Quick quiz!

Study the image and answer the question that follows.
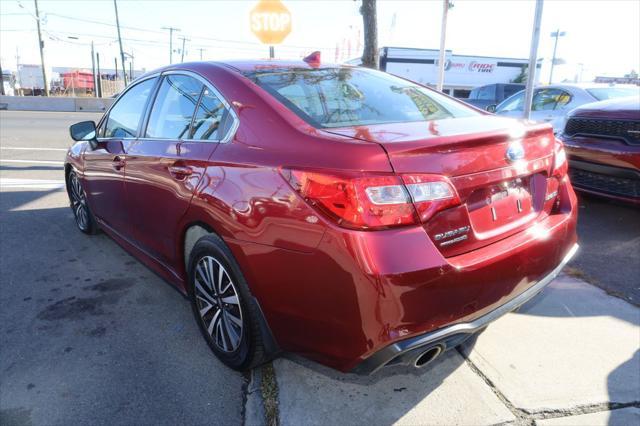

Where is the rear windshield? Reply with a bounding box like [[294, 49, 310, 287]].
[[245, 67, 478, 128], [587, 87, 639, 101]]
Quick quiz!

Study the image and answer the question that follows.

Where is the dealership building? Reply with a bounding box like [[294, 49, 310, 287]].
[[379, 47, 541, 98]]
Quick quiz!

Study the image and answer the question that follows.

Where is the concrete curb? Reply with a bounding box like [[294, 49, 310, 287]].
[[0, 95, 114, 112], [252, 275, 638, 425], [244, 368, 266, 426]]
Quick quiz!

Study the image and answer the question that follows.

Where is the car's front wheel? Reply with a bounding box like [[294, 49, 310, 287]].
[[188, 234, 267, 371], [67, 170, 98, 234]]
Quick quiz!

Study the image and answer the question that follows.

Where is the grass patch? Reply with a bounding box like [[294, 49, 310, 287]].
[[261, 362, 279, 426]]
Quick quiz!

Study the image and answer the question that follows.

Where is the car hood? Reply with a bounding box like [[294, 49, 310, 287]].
[[568, 96, 640, 120]]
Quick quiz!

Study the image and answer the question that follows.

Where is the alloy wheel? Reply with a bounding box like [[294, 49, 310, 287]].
[[194, 256, 244, 352], [69, 173, 90, 231]]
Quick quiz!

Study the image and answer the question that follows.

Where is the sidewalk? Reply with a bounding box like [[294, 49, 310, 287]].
[[246, 275, 640, 425]]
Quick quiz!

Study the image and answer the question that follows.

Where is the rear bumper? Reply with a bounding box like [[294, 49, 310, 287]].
[[350, 243, 579, 374], [233, 179, 579, 373]]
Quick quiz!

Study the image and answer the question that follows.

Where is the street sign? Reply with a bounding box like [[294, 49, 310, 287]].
[[250, 0, 291, 45]]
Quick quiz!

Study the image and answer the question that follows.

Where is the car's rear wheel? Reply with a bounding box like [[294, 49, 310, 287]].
[[188, 234, 267, 371], [67, 170, 98, 234]]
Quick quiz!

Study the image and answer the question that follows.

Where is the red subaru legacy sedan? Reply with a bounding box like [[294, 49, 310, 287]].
[[66, 59, 578, 374]]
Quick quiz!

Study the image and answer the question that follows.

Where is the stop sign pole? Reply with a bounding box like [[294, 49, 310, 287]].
[[250, 0, 292, 59]]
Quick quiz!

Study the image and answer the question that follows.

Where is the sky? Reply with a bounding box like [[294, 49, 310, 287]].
[[1, 0, 639, 83]]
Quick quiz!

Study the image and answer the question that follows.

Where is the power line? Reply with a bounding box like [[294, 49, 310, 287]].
[[42, 12, 336, 50]]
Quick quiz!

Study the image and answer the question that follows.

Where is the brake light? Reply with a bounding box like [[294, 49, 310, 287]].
[[553, 139, 568, 178], [283, 169, 460, 230], [402, 174, 461, 222]]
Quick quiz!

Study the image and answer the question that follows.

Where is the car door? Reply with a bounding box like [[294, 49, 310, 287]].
[[83, 76, 158, 233], [124, 71, 235, 267]]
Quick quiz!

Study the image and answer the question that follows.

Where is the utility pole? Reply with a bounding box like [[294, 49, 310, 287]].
[[269, 46, 274, 59], [436, 0, 452, 92], [360, 0, 378, 69], [34, 0, 49, 96], [113, 0, 127, 86], [96, 52, 102, 98], [162, 26, 180, 64], [0, 61, 5, 96], [549, 29, 566, 84], [91, 41, 97, 97], [523, 0, 544, 119], [178, 36, 190, 62], [198, 48, 205, 60]]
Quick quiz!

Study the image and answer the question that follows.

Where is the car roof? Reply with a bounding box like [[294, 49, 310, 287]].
[[537, 82, 638, 91]]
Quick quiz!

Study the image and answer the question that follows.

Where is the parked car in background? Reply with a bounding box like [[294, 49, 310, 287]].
[[65, 59, 578, 374], [560, 96, 640, 204], [463, 83, 524, 110], [492, 84, 639, 133]]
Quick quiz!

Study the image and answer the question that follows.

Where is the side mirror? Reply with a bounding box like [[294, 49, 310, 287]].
[[486, 104, 497, 113], [70, 121, 98, 149]]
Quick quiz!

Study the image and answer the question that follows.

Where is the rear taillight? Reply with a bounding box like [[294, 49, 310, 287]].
[[283, 169, 460, 230], [553, 139, 568, 178]]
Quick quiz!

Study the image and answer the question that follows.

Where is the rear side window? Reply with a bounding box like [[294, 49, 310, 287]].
[[475, 85, 496, 100], [246, 67, 478, 128], [587, 87, 639, 100], [104, 77, 157, 138], [503, 85, 523, 99], [190, 88, 229, 140], [146, 75, 203, 139]]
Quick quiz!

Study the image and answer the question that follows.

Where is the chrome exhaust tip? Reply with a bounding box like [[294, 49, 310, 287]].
[[414, 346, 443, 368]]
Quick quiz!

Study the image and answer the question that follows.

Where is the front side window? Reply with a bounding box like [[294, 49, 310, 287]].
[[104, 77, 157, 138], [246, 67, 478, 128], [190, 88, 229, 140], [532, 88, 571, 111], [146, 75, 203, 139], [496, 91, 525, 113]]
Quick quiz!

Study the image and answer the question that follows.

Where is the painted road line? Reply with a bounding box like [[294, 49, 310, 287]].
[[0, 178, 66, 190], [0, 147, 68, 152], [1, 159, 64, 166]]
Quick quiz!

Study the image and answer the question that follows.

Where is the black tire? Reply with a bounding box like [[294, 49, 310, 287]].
[[67, 170, 99, 235], [188, 234, 267, 371]]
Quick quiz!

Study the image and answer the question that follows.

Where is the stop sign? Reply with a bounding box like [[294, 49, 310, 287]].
[[250, 0, 292, 45]]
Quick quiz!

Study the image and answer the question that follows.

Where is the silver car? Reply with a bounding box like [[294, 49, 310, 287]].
[[492, 83, 639, 133]]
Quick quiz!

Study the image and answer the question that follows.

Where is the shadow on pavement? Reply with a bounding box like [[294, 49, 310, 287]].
[[0, 189, 246, 425]]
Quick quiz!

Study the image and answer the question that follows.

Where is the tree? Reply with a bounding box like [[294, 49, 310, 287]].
[[360, 0, 378, 69], [512, 65, 528, 84]]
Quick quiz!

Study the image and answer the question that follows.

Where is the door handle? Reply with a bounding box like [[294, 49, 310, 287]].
[[168, 165, 193, 180], [112, 156, 125, 170]]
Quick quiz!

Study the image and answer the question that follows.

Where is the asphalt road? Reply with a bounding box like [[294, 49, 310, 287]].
[[0, 111, 245, 426], [1, 110, 638, 424], [569, 193, 640, 305]]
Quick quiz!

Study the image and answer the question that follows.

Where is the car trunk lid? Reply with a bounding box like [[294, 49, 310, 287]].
[[324, 116, 558, 256]]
